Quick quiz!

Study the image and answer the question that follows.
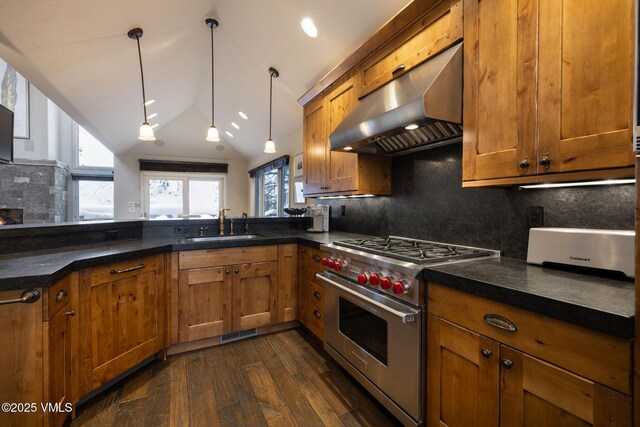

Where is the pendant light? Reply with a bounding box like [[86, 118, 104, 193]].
[[128, 28, 156, 141], [264, 67, 279, 153], [205, 18, 220, 142]]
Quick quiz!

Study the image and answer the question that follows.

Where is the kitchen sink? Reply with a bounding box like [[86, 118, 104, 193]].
[[185, 234, 262, 243]]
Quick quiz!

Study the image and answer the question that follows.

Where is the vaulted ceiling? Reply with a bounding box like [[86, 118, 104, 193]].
[[0, 0, 411, 161]]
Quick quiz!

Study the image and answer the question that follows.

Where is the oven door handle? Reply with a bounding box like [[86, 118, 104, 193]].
[[315, 273, 417, 324]]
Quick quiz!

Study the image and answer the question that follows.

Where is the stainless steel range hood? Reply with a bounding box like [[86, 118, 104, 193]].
[[329, 42, 462, 156]]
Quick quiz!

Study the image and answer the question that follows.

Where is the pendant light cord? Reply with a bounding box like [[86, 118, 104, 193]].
[[268, 73, 273, 139], [135, 36, 148, 122], [210, 25, 215, 126]]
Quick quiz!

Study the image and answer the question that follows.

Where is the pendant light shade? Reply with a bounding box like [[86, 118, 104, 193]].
[[128, 28, 156, 142], [205, 18, 220, 142], [264, 67, 279, 153]]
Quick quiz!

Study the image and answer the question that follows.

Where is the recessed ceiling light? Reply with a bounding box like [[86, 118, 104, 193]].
[[238, 111, 248, 120], [231, 122, 240, 129], [151, 123, 159, 129], [301, 17, 318, 38], [147, 113, 158, 119], [225, 131, 233, 137], [404, 124, 419, 130], [343, 146, 353, 151], [144, 99, 155, 106]]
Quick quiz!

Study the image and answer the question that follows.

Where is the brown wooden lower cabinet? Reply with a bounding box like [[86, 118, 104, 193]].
[[75, 255, 165, 398], [297, 245, 327, 340], [427, 282, 633, 427], [177, 245, 295, 344]]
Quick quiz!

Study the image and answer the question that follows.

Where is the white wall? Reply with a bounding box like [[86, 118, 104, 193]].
[[114, 153, 249, 220], [13, 85, 53, 160]]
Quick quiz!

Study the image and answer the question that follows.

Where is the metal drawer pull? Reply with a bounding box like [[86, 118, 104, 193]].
[[56, 289, 68, 301], [483, 314, 517, 332], [392, 64, 406, 74], [313, 310, 321, 319], [66, 310, 76, 317], [501, 359, 514, 369], [313, 255, 321, 262], [313, 291, 321, 299], [481, 349, 492, 359], [110, 263, 145, 275], [0, 289, 41, 306]]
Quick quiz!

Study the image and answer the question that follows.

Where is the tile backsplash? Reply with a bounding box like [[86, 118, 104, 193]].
[[319, 143, 635, 259]]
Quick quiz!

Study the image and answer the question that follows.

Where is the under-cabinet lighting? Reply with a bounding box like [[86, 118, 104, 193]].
[[518, 179, 635, 189], [316, 194, 376, 200], [301, 17, 319, 38], [231, 122, 240, 129], [343, 146, 353, 151], [239, 111, 248, 120], [348, 194, 375, 198]]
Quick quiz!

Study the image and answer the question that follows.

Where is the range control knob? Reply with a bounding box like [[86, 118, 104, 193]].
[[327, 259, 335, 269], [357, 273, 369, 285], [321, 257, 329, 266], [380, 277, 392, 289], [369, 273, 380, 286], [392, 281, 410, 295]]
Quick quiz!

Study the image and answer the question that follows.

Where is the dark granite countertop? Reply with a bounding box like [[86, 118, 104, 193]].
[[0, 230, 366, 291], [424, 257, 635, 338]]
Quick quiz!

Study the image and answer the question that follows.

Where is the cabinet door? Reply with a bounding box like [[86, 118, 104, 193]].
[[426, 315, 499, 427], [178, 266, 232, 342], [462, 0, 537, 181], [303, 97, 327, 196], [326, 75, 358, 192], [43, 306, 71, 427], [232, 261, 278, 331], [277, 244, 298, 323], [537, 0, 635, 174], [0, 290, 43, 427], [500, 346, 632, 427], [77, 256, 165, 396]]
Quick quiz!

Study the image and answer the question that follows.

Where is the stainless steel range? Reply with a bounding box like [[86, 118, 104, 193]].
[[316, 236, 499, 427]]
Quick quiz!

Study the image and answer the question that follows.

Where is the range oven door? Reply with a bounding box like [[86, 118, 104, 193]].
[[317, 271, 422, 424]]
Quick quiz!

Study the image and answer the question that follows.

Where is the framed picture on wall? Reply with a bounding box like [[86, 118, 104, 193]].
[[0, 59, 30, 139], [293, 178, 305, 205], [293, 153, 303, 177]]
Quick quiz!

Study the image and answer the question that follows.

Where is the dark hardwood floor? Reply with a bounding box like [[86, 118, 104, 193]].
[[71, 328, 402, 426]]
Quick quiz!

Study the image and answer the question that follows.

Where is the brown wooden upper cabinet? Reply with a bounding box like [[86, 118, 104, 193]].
[[463, 0, 636, 186], [303, 73, 391, 197], [358, 0, 463, 98]]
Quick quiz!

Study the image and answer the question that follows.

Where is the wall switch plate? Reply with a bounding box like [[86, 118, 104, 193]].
[[174, 226, 187, 234], [527, 206, 544, 228], [341, 205, 346, 216], [127, 201, 136, 207], [128, 207, 136, 213]]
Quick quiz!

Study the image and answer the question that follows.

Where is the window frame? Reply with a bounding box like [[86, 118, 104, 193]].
[[253, 164, 289, 217], [140, 171, 227, 219]]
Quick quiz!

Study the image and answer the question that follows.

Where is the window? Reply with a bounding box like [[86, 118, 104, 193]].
[[71, 124, 115, 221], [251, 156, 289, 217], [142, 172, 226, 219]]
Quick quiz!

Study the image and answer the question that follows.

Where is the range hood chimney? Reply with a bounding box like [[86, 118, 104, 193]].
[[329, 42, 462, 156]]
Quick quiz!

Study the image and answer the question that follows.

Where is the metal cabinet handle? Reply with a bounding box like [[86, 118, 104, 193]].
[[501, 359, 514, 369], [0, 289, 41, 306], [481, 348, 492, 359], [66, 310, 76, 317], [111, 263, 145, 275], [519, 158, 530, 169], [392, 64, 406, 74], [313, 255, 321, 262], [234, 269, 240, 274], [484, 314, 517, 332], [313, 310, 321, 319], [312, 291, 321, 300], [539, 155, 551, 169], [302, 249, 307, 253], [225, 270, 231, 275], [56, 289, 68, 301]]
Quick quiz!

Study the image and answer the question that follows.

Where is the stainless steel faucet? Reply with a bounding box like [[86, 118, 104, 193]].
[[219, 208, 230, 235], [242, 212, 249, 234]]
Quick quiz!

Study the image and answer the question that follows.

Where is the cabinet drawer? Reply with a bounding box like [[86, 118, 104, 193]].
[[90, 255, 159, 286], [307, 281, 324, 307], [358, 0, 462, 98], [303, 247, 326, 268], [307, 264, 325, 285], [179, 246, 277, 269], [427, 283, 632, 395], [306, 299, 324, 340], [45, 275, 71, 320]]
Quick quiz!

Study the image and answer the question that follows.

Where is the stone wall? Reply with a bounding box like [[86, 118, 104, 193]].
[[0, 159, 68, 223]]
